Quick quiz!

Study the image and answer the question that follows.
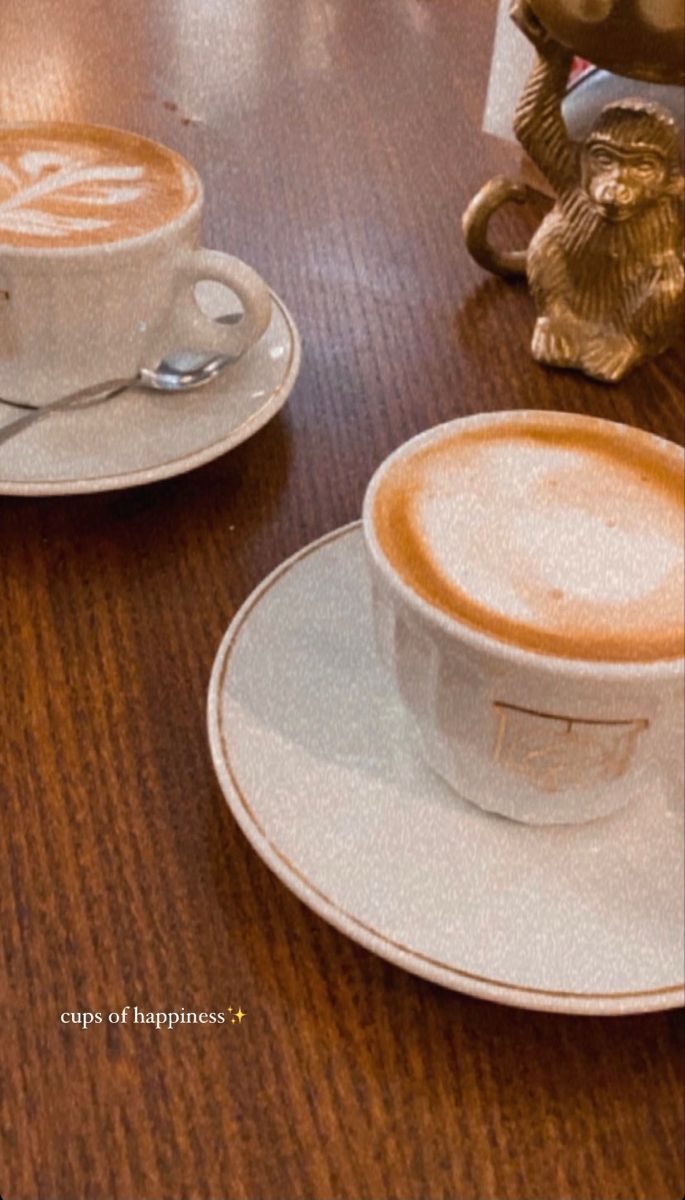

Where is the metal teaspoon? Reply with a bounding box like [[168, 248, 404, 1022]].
[[0, 350, 238, 452]]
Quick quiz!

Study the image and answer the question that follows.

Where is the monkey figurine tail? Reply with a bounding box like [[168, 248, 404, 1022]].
[[462, 176, 529, 279]]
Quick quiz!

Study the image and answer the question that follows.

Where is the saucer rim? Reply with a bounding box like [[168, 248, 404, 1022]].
[[0, 289, 300, 497], [207, 522, 685, 1017]]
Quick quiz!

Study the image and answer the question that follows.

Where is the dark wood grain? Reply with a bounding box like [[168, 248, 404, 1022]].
[[1, 3, 683, 1199]]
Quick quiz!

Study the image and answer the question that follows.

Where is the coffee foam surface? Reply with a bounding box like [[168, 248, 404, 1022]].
[[373, 419, 685, 662], [0, 123, 198, 248]]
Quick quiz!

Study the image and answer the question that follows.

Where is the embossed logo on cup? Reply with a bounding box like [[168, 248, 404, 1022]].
[[493, 701, 649, 793]]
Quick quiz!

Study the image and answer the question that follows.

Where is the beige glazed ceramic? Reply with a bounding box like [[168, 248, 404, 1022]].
[[362, 412, 685, 825], [0, 122, 272, 405], [0, 285, 301, 495], [207, 524, 684, 1014]]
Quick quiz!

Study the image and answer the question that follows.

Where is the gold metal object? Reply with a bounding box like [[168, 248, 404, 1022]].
[[463, 0, 685, 383], [529, 0, 685, 85], [493, 702, 648, 793]]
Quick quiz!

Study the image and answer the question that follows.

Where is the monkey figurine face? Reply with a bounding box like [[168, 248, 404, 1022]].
[[582, 139, 669, 221]]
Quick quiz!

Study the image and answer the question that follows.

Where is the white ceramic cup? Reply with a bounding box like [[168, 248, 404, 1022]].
[[0, 122, 272, 405], [362, 412, 684, 825]]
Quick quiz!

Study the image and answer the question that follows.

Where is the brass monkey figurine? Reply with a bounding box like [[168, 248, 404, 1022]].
[[463, 0, 685, 383]]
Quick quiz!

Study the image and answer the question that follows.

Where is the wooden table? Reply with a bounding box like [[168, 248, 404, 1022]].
[[1, 2, 683, 1198]]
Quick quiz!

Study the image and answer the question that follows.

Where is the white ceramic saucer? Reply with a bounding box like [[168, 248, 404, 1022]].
[[208, 523, 685, 1016], [0, 288, 300, 496]]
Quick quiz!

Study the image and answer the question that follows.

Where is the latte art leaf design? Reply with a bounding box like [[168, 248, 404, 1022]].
[[0, 150, 147, 238], [0, 161, 21, 186]]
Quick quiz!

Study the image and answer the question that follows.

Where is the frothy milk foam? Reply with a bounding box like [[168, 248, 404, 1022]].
[[0, 123, 199, 249], [373, 416, 685, 662]]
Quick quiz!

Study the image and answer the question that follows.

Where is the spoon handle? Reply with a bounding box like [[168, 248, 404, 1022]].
[[0, 376, 134, 452]]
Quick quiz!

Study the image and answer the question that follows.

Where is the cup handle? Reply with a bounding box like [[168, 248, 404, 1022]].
[[170, 248, 272, 358]]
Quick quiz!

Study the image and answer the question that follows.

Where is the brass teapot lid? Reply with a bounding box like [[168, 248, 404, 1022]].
[[527, 0, 684, 85]]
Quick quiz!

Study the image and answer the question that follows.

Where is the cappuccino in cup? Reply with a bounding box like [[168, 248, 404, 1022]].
[[0, 122, 272, 405], [0, 123, 197, 248], [363, 411, 685, 824]]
